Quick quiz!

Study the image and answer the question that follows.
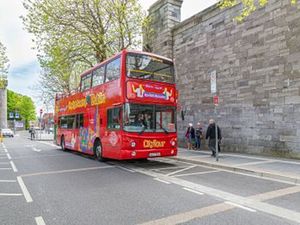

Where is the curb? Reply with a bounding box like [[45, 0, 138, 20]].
[[172, 156, 300, 185]]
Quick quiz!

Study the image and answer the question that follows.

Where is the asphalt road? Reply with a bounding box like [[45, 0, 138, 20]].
[[0, 132, 299, 225]]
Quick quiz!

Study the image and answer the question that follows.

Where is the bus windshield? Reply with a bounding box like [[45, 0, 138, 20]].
[[123, 103, 176, 133], [126, 53, 174, 83]]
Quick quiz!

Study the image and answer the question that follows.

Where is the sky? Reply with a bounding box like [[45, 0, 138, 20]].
[[0, 0, 218, 114]]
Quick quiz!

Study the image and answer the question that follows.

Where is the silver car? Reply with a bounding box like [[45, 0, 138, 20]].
[[1, 128, 14, 137]]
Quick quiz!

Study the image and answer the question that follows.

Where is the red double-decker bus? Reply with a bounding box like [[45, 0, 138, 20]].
[[54, 49, 177, 160]]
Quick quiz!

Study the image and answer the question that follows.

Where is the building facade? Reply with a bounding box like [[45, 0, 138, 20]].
[[147, 0, 300, 158]]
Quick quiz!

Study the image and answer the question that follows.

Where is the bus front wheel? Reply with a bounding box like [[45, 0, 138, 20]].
[[94, 140, 105, 162]]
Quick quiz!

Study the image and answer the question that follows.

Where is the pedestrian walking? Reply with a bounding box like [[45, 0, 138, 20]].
[[195, 122, 203, 150], [205, 119, 222, 157], [185, 123, 195, 150], [30, 127, 36, 140]]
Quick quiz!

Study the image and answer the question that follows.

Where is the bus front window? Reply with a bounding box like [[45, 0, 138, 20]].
[[126, 53, 174, 83], [123, 104, 176, 133]]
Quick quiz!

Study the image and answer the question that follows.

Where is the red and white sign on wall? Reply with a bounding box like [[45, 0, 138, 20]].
[[213, 95, 219, 106]]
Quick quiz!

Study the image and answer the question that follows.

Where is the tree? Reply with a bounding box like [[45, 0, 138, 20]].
[[219, 0, 298, 22], [0, 41, 9, 88], [7, 90, 36, 129], [22, 0, 147, 100]]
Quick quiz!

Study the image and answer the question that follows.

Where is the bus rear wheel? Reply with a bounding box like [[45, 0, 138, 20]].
[[61, 136, 66, 151], [94, 140, 105, 162]]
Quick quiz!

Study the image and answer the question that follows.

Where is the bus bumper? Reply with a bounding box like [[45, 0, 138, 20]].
[[120, 148, 177, 160]]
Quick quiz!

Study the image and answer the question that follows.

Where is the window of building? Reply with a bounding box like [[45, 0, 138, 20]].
[[107, 107, 121, 130], [81, 73, 92, 91], [106, 57, 121, 82], [92, 66, 105, 87]]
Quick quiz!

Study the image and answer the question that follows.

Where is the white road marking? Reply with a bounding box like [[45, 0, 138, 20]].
[[0, 193, 23, 196], [153, 178, 171, 184], [37, 141, 58, 148], [132, 167, 300, 224], [174, 170, 220, 177], [6, 153, 11, 160], [10, 161, 18, 172], [3, 148, 8, 153], [117, 166, 136, 173], [139, 203, 235, 225], [183, 187, 204, 195], [32, 147, 41, 152], [151, 166, 187, 172], [0, 168, 11, 170], [17, 176, 33, 203], [225, 201, 257, 212], [0, 180, 16, 182], [21, 165, 115, 177], [35, 216, 46, 225], [166, 165, 196, 176]]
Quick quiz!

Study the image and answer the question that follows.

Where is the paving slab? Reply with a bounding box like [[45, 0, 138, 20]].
[[174, 148, 300, 184], [243, 162, 300, 177]]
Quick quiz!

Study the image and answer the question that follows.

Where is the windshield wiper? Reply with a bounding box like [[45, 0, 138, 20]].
[[156, 122, 169, 134], [138, 126, 146, 135]]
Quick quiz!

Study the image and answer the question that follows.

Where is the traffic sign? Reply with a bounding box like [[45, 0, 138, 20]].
[[210, 70, 217, 94], [213, 95, 219, 106]]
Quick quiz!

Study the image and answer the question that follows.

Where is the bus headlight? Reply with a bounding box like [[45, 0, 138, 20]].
[[171, 150, 175, 154], [131, 151, 136, 157], [130, 141, 136, 148], [170, 140, 176, 146]]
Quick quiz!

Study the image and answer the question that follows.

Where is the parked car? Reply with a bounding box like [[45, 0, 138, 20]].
[[1, 128, 14, 137]]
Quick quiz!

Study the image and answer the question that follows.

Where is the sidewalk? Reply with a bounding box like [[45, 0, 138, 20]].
[[174, 148, 300, 185]]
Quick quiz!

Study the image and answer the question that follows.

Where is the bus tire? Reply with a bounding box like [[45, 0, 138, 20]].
[[61, 136, 66, 151], [94, 139, 105, 162]]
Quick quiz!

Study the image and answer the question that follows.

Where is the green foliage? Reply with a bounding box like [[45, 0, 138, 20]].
[[22, 0, 147, 101], [7, 90, 36, 129], [219, 0, 298, 22]]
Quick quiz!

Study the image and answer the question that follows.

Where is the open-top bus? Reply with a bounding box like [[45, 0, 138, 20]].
[[54, 49, 177, 160]]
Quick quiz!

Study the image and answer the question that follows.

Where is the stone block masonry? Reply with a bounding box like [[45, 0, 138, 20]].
[[147, 0, 300, 158]]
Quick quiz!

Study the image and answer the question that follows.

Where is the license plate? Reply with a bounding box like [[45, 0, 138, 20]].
[[149, 152, 161, 157]]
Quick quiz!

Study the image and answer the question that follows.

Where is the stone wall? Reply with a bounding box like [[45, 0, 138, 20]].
[[148, 0, 300, 158]]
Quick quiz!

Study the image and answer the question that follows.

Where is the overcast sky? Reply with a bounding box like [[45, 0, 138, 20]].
[[0, 0, 218, 112]]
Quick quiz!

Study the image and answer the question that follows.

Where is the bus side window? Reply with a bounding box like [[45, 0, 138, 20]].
[[60, 116, 68, 129], [81, 73, 92, 91], [67, 115, 76, 129], [76, 114, 84, 128], [106, 57, 120, 82], [92, 66, 105, 87], [107, 107, 121, 130]]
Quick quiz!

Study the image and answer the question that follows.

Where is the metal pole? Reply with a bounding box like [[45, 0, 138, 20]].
[[215, 106, 219, 162], [13, 113, 16, 135]]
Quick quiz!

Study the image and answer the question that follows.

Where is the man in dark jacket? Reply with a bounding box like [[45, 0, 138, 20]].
[[206, 119, 221, 157]]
